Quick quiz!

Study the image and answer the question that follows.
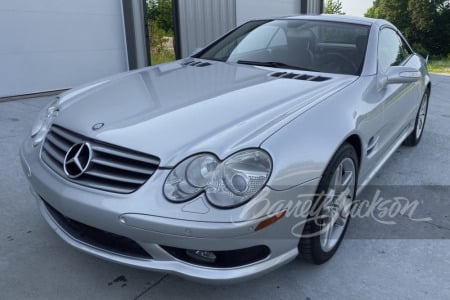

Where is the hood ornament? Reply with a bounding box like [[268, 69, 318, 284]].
[[92, 123, 104, 131]]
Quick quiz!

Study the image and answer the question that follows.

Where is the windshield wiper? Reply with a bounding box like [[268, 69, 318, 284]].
[[237, 60, 315, 71]]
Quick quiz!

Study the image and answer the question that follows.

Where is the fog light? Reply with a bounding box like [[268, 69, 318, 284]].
[[186, 250, 217, 264]]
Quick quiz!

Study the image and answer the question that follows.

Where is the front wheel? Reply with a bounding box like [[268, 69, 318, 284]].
[[299, 143, 358, 264], [404, 91, 429, 147]]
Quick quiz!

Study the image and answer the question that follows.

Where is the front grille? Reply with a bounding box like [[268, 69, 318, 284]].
[[41, 125, 160, 194], [43, 200, 152, 260]]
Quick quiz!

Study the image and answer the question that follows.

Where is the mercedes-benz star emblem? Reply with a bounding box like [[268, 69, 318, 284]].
[[63, 143, 93, 178]]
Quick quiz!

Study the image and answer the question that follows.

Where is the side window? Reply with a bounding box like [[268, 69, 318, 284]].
[[400, 36, 412, 59], [378, 28, 411, 73]]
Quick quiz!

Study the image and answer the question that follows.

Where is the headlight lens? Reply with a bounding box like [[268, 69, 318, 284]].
[[31, 98, 60, 146], [164, 149, 272, 208]]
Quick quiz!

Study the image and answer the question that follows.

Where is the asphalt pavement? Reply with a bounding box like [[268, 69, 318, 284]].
[[1, 74, 449, 299]]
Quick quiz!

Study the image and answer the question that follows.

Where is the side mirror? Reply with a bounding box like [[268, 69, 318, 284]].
[[386, 66, 421, 84]]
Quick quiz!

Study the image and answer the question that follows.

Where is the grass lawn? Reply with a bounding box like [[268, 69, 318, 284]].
[[151, 49, 176, 66], [428, 57, 450, 74]]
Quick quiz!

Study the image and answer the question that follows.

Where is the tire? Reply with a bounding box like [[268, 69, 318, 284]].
[[403, 91, 429, 147], [299, 143, 358, 265]]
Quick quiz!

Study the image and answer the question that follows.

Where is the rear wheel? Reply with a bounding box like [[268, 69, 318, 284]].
[[299, 143, 358, 264], [404, 91, 429, 147]]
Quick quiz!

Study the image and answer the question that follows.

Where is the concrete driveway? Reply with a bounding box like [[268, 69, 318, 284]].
[[1, 74, 449, 299]]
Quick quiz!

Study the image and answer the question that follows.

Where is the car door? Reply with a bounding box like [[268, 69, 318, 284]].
[[377, 27, 422, 155]]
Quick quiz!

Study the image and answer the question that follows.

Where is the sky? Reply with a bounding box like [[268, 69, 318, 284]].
[[339, 0, 374, 16]]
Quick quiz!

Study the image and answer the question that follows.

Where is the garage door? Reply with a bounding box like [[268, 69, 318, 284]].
[[236, 0, 300, 25], [0, 0, 128, 98]]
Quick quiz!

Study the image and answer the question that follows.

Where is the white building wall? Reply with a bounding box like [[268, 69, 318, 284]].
[[177, 0, 236, 58], [236, 0, 301, 25], [0, 0, 128, 98]]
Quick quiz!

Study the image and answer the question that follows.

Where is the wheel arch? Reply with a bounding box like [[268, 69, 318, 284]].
[[317, 133, 363, 184], [344, 134, 363, 167]]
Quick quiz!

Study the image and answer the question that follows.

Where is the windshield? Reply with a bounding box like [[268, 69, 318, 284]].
[[196, 19, 371, 76]]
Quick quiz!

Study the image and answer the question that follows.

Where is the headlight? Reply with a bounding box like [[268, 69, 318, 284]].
[[31, 98, 60, 146], [164, 149, 272, 208]]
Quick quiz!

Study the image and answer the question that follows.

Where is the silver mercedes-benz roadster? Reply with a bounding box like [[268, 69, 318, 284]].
[[21, 15, 430, 283]]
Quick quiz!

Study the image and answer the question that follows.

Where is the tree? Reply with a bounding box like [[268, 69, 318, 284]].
[[365, 0, 381, 18], [324, 0, 345, 15], [147, 0, 174, 35], [147, 0, 174, 54], [365, 0, 450, 56]]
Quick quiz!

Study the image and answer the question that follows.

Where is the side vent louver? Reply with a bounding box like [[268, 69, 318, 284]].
[[270, 72, 331, 82], [182, 60, 212, 67]]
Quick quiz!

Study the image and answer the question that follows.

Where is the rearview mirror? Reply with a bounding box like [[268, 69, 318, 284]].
[[386, 66, 421, 84]]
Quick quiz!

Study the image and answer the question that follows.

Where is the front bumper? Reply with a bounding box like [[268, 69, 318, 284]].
[[20, 139, 319, 283]]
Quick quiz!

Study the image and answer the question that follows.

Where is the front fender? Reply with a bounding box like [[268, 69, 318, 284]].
[[262, 89, 361, 191]]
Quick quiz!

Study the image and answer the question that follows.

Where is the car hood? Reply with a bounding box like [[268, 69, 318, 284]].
[[55, 60, 356, 166]]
